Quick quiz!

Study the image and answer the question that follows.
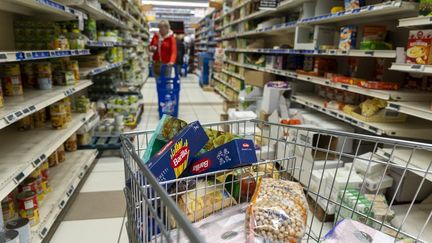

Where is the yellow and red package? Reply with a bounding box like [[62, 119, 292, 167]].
[[358, 80, 400, 90]]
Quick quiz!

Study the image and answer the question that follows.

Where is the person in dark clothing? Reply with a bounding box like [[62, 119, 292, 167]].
[[176, 34, 185, 76]]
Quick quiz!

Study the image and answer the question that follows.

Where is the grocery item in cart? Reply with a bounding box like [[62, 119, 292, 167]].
[[177, 179, 237, 222], [323, 219, 396, 242], [146, 121, 208, 182], [246, 178, 308, 242], [183, 139, 257, 177], [202, 128, 238, 152], [142, 114, 187, 163]]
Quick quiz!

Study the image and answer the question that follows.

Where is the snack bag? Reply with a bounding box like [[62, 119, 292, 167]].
[[246, 178, 308, 243], [142, 114, 187, 163], [202, 128, 238, 152]]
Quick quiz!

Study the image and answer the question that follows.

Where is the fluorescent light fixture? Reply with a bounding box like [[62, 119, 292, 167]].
[[141, 1, 208, 7]]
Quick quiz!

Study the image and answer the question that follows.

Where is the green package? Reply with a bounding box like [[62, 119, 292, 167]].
[[142, 114, 187, 163]]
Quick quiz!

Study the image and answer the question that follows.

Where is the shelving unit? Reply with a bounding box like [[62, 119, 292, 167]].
[[0, 0, 149, 237], [32, 149, 98, 243]]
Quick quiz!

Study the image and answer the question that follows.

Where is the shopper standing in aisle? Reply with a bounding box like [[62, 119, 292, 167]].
[[150, 20, 177, 78], [176, 34, 186, 76]]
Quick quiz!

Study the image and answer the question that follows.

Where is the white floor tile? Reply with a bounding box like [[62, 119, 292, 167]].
[[51, 218, 124, 243], [80, 171, 125, 193], [93, 157, 124, 173]]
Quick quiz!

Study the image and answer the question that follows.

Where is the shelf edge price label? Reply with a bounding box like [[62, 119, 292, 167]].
[[59, 200, 66, 209], [4, 113, 17, 124], [66, 185, 75, 197], [410, 64, 424, 72], [14, 172, 25, 184]]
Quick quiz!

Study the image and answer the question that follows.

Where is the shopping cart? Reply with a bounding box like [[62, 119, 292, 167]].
[[156, 64, 180, 119], [121, 119, 432, 243]]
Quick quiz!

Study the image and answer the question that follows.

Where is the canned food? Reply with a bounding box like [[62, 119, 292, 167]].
[[41, 162, 49, 181], [1, 196, 16, 222], [57, 144, 66, 163], [32, 109, 46, 128], [18, 177, 38, 193], [50, 102, 65, 114], [48, 152, 58, 167], [65, 134, 78, 152], [63, 98, 72, 122], [5, 218, 31, 243], [16, 191, 38, 211], [29, 167, 41, 179], [41, 180, 51, 194], [0, 229, 19, 243], [67, 60, 80, 81], [17, 116, 34, 131], [18, 208, 39, 226], [21, 63, 36, 88], [51, 112, 67, 129], [1, 64, 23, 96], [0, 85, 4, 108]]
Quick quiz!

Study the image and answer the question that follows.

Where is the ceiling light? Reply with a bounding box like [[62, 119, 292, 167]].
[[141, 1, 208, 7]]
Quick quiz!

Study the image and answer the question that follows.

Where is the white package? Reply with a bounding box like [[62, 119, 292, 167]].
[[353, 152, 386, 175], [323, 219, 396, 243], [364, 174, 393, 192], [327, 168, 363, 191]]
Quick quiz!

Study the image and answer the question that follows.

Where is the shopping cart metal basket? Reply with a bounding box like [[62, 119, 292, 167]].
[[121, 119, 432, 243]]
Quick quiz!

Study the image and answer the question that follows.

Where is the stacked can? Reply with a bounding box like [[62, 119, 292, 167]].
[[1, 193, 17, 222], [36, 62, 52, 90], [16, 191, 39, 226], [62, 97, 72, 122], [40, 161, 51, 194], [48, 152, 58, 167], [1, 63, 23, 96], [57, 144, 66, 163], [50, 101, 67, 129], [21, 63, 36, 88], [5, 218, 31, 243]]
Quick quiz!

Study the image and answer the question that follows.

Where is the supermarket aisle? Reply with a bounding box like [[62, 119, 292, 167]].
[[50, 75, 224, 243]]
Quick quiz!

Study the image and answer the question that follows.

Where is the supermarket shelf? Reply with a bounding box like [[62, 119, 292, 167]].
[[0, 110, 95, 200], [221, 21, 297, 40], [225, 59, 432, 101], [291, 93, 432, 139], [390, 63, 432, 75], [213, 75, 240, 93], [80, 60, 127, 76], [388, 101, 432, 122], [0, 49, 90, 63], [1, 0, 87, 21], [221, 69, 245, 80], [0, 80, 93, 130], [398, 15, 432, 28], [214, 87, 235, 102], [32, 149, 98, 243], [224, 48, 396, 58], [298, 1, 417, 25], [99, 0, 140, 28], [70, 0, 130, 30], [86, 41, 127, 48]]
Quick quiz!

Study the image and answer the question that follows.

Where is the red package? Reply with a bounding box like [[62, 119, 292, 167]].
[[358, 80, 400, 90]]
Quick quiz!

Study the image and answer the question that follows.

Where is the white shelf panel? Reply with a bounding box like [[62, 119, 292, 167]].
[[224, 59, 432, 101], [1, 0, 87, 21], [216, 0, 253, 21], [388, 101, 432, 121], [80, 60, 127, 77], [224, 48, 396, 58], [291, 93, 432, 139], [376, 148, 432, 182], [221, 69, 245, 80], [223, 22, 296, 40], [298, 1, 417, 25], [0, 80, 93, 130], [71, 0, 130, 30], [213, 75, 240, 93], [390, 63, 432, 75], [0, 110, 95, 200], [398, 15, 432, 28], [86, 41, 126, 48], [0, 49, 90, 63], [32, 149, 98, 243]]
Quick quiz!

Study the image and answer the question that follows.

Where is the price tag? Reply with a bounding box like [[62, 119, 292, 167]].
[[32, 158, 41, 167], [369, 126, 379, 134], [40, 227, 48, 238], [22, 107, 30, 114], [341, 84, 349, 90], [0, 53, 7, 60], [5, 114, 17, 124], [25, 52, 32, 60], [59, 200, 66, 209], [330, 111, 337, 116], [14, 172, 25, 184], [389, 103, 400, 111], [40, 154, 46, 160], [29, 105, 36, 112], [410, 64, 424, 71], [364, 51, 374, 56], [15, 111, 23, 118], [66, 185, 74, 196]]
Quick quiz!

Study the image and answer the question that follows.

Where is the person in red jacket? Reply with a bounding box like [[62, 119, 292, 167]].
[[150, 20, 177, 77]]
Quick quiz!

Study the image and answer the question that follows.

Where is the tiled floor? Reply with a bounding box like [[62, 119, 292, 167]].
[[51, 75, 224, 242]]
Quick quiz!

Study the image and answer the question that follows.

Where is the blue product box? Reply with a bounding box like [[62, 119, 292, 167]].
[[146, 121, 209, 183], [183, 139, 258, 177]]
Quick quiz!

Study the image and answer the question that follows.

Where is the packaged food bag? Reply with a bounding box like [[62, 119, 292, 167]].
[[142, 114, 187, 163], [246, 178, 308, 243]]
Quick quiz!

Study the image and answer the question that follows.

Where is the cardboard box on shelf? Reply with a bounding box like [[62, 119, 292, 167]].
[[244, 70, 275, 88], [75, 54, 105, 68]]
